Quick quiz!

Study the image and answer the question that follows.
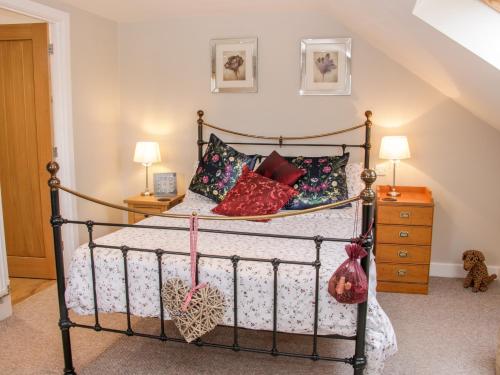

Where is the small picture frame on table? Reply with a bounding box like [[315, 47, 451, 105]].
[[153, 173, 177, 197], [299, 38, 352, 96], [210, 37, 258, 93]]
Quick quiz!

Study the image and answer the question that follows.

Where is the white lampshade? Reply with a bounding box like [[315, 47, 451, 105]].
[[379, 136, 411, 160], [133, 141, 161, 164]]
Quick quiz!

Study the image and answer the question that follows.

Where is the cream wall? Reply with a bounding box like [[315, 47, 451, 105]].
[[118, 12, 500, 273], [35, 0, 122, 241]]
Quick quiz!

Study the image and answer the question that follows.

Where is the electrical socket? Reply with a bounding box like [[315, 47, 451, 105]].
[[375, 163, 387, 176]]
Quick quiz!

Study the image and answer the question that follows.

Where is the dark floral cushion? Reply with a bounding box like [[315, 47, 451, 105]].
[[189, 134, 258, 202], [283, 153, 350, 210], [212, 165, 298, 221]]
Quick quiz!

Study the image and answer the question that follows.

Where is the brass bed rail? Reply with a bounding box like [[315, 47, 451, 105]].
[[200, 115, 369, 141], [53, 181, 362, 221]]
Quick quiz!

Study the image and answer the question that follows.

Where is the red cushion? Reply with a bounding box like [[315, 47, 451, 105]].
[[255, 151, 305, 186], [212, 165, 298, 220]]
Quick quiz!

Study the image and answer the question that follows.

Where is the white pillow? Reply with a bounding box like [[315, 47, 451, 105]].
[[346, 162, 365, 198], [185, 188, 216, 203]]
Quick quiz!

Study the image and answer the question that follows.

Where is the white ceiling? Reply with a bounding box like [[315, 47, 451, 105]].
[[48, 0, 500, 130], [50, 0, 327, 22], [0, 8, 43, 23]]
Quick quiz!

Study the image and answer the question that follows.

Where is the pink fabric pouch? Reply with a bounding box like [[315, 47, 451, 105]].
[[328, 243, 368, 304]]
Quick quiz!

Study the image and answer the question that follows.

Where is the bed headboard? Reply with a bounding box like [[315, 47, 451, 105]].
[[196, 110, 373, 169]]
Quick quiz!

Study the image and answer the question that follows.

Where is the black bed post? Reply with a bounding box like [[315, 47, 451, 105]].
[[353, 111, 376, 375], [197, 110, 204, 162], [47, 161, 76, 375]]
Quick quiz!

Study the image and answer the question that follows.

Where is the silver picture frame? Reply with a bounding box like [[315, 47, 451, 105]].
[[210, 37, 258, 93], [299, 38, 352, 96], [153, 172, 177, 197]]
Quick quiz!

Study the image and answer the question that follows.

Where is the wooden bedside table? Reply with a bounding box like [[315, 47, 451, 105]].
[[375, 186, 434, 294], [124, 195, 184, 224]]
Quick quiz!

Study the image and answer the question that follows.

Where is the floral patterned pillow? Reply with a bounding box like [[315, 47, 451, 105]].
[[212, 165, 298, 221], [284, 153, 350, 210], [189, 133, 258, 202]]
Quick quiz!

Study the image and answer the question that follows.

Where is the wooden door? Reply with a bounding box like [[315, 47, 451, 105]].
[[0, 23, 55, 279]]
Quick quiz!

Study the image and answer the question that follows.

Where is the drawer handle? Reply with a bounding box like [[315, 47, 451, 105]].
[[400, 211, 411, 219], [398, 250, 408, 258], [397, 269, 407, 277], [399, 231, 409, 238]]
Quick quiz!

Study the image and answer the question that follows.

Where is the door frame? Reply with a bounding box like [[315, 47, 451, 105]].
[[0, 0, 78, 272]]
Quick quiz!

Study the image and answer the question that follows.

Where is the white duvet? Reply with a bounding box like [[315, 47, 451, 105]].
[[65, 192, 397, 374]]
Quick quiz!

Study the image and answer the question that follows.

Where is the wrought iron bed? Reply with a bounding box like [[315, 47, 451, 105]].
[[47, 110, 377, 375]]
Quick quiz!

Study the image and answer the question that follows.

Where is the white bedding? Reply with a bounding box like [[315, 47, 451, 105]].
[[65, 192, 397, 374]]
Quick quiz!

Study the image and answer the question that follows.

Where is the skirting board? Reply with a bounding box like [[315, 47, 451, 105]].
[[430, 262, 500, 278], [0, 295, 12, 321]]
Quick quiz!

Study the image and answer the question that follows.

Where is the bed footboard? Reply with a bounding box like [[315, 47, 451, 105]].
[[47, 110, 376, 375]]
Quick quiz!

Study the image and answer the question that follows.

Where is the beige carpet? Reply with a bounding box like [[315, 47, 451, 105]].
[[0, 277, 498, 374], [0, 287, 141, 374]]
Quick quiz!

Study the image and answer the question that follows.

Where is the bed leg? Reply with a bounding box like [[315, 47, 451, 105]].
[[48, 162, 76, 375], [353, 168, 377, 375], [60, 327, 76, 375]]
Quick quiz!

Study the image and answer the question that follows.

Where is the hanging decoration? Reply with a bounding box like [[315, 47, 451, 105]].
[[162, 214, 226, 343], [328, 203, 371, 304]]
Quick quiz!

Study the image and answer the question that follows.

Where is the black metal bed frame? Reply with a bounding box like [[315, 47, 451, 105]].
[[47, 110, 376, 375]]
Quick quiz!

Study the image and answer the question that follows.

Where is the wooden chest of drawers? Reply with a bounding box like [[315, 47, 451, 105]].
[[375, 186, 434, 294]]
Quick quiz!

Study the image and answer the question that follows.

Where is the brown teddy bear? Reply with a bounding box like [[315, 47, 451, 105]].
[[462, 250, 497, 292]]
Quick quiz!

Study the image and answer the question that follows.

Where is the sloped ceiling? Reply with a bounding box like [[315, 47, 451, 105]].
[[48, 0, 500, 129], [326, 0, 500, 130], [413, 0, 500, 70]]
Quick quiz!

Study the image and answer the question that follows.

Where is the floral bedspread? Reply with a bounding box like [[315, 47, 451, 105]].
[[65, 192, 397, 374]]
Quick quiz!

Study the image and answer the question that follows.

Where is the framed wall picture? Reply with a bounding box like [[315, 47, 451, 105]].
[[153, 172, 177, 197], [299, 38, 352, 96], [211, 38, 258, 93]]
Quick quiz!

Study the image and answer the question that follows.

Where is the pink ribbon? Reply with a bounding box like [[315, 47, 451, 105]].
[[181, 214, 207, 312]]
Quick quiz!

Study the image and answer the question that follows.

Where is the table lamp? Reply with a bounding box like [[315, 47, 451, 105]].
[[379, 136, 411, 197], [134, 141, 161, 196]]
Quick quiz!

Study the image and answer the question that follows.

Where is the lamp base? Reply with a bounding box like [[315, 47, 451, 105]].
[[386, 187, 401, 197], [141, 190, 153, 197]]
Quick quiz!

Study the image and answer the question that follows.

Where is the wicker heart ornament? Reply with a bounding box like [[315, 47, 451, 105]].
[[162, 278, 225, 343], [162, 214, 226, 343]]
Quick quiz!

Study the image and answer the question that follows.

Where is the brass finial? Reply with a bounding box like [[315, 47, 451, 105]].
[[365, 110, 372, 121], [360, 168, 376, 204], [47, 161, 60, 189], [197, 110, 204, 125]]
